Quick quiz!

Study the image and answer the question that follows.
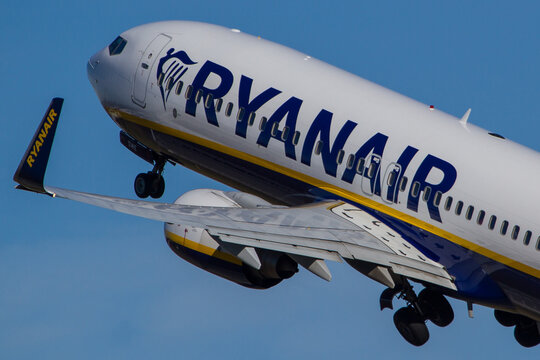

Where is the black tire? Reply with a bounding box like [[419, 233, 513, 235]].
[[393, 307, 430, 346], [514, 322, 540, 348], [149, 173, 165, 199], [494, 310, 520, 327], [134, 173, 150, 198], [418, 289, 454, 327]]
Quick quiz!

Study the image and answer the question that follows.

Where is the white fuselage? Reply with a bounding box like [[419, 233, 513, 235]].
[[87, 21, 540, 308]]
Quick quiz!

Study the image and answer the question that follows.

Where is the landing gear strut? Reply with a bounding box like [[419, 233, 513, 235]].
[[119, 131, 169, 199], [134, 158, 166, 199], [381, 280, 454, 346]]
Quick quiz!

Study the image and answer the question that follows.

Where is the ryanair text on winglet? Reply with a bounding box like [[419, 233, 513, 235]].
[[26, 108, 58, 167]]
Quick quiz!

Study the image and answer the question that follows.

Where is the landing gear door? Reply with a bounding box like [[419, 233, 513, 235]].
[[132, 34, 172, 108]]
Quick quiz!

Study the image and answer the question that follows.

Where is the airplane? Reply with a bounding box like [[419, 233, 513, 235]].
[[13, 21, 540, 347]]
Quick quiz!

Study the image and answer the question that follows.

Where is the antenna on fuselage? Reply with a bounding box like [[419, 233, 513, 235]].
[[460, 108, 472, 124]]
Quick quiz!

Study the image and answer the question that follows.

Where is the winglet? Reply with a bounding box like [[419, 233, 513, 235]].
[[13, 98, 64, 194]]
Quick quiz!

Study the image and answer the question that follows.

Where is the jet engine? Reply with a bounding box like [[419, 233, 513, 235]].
[[164, 189, 298, 289]]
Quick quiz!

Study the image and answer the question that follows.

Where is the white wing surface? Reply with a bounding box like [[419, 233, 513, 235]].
[[46, 185, 456, 290]]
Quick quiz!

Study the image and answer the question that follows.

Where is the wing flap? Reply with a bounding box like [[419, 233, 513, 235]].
[[212, 231, 343, 262], [388, 262, 456, 290]]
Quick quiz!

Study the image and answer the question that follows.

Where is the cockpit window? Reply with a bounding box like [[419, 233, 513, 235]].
[[108, 36, 127, 56]]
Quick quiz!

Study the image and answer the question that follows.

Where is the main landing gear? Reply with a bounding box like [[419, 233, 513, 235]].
[[134, 157, 166, 199], [381, 280, 454, 346], [494, 310, 540, 347]]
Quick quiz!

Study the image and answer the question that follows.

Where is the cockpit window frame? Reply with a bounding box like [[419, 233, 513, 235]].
[[108, 36, 127, 56]]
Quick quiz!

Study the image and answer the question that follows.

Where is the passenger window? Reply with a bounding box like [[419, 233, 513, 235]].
[[399, 176, 408, 192], [523, 231, 532, 246], [444, 196, 453, 211], [367, 163, 377, 179], [314, 140, 323, 155], [292, 131, 300, 145], [511, 226, 520, 240], [488, 215, 497, 230], [225, 102, 233, 117], [423, 186, 431, 202], [166, 78, 174, 91], [271, 122, 279, 137], [175, 80, 184, 96], [411, 181, 420, 198], [356, 157, 366, 174], [205, 94, 214, 109], [455, 201, 463, 216], [387, 171, 397, 187], [215, 98, 223, 112], [185, 85, 193, 100], [433, 191, 442, 207], [465, 206, 474, 220], [336, 150, 345, 164], [237, 107, 245, 122], [195, 89, 203, 103], [536, 236, 540, 251], [500, 221, 509, 236], [259, 116, 267, 131], [248, 112, 256, 126], [347, 154, 355, 170], [281, 126, 290, 141], [477, 210, 485, 225]]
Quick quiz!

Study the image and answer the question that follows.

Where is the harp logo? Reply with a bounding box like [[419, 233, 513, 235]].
[[157, 49, 197, 109]]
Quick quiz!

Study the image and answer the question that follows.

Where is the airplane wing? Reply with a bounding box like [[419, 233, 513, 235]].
[[13, 99, 456, 291]]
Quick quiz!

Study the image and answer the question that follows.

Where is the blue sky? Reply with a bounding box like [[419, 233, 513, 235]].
[[2, 1, 540, 358]]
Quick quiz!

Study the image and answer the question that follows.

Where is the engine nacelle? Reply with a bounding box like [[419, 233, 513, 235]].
[[164, 189, 298, 289]]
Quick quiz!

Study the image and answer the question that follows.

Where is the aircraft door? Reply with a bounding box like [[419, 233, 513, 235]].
[[132, 34, 172, 108], [381, 163, 401, 204], [361, 154, 381, 196]]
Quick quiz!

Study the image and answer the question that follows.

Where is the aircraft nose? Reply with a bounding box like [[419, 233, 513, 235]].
[[86, 35, 132, 107], [87, 51, 102, 86]]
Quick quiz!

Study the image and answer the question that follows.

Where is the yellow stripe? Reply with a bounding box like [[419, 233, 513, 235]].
[[165, 230, 242, 265], [112, 109, 540, 280]]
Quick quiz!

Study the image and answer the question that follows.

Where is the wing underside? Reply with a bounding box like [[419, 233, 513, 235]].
[[45, 186, 456, 290]]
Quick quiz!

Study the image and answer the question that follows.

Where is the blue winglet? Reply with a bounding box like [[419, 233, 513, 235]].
[[13, 98, 64, 194]]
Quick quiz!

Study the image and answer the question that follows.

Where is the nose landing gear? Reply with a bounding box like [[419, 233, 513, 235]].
[[134, 158, 166, 199], [119, 131, 168, 199]]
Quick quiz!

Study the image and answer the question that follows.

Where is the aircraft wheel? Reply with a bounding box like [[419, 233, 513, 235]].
[[134, 172, 150, 198], [514, 321, 540, 348], [149, 173, 165, 199], [418, 289, 454, 327], [393, 307, 430, 346], [494, 310, 520, 327]]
